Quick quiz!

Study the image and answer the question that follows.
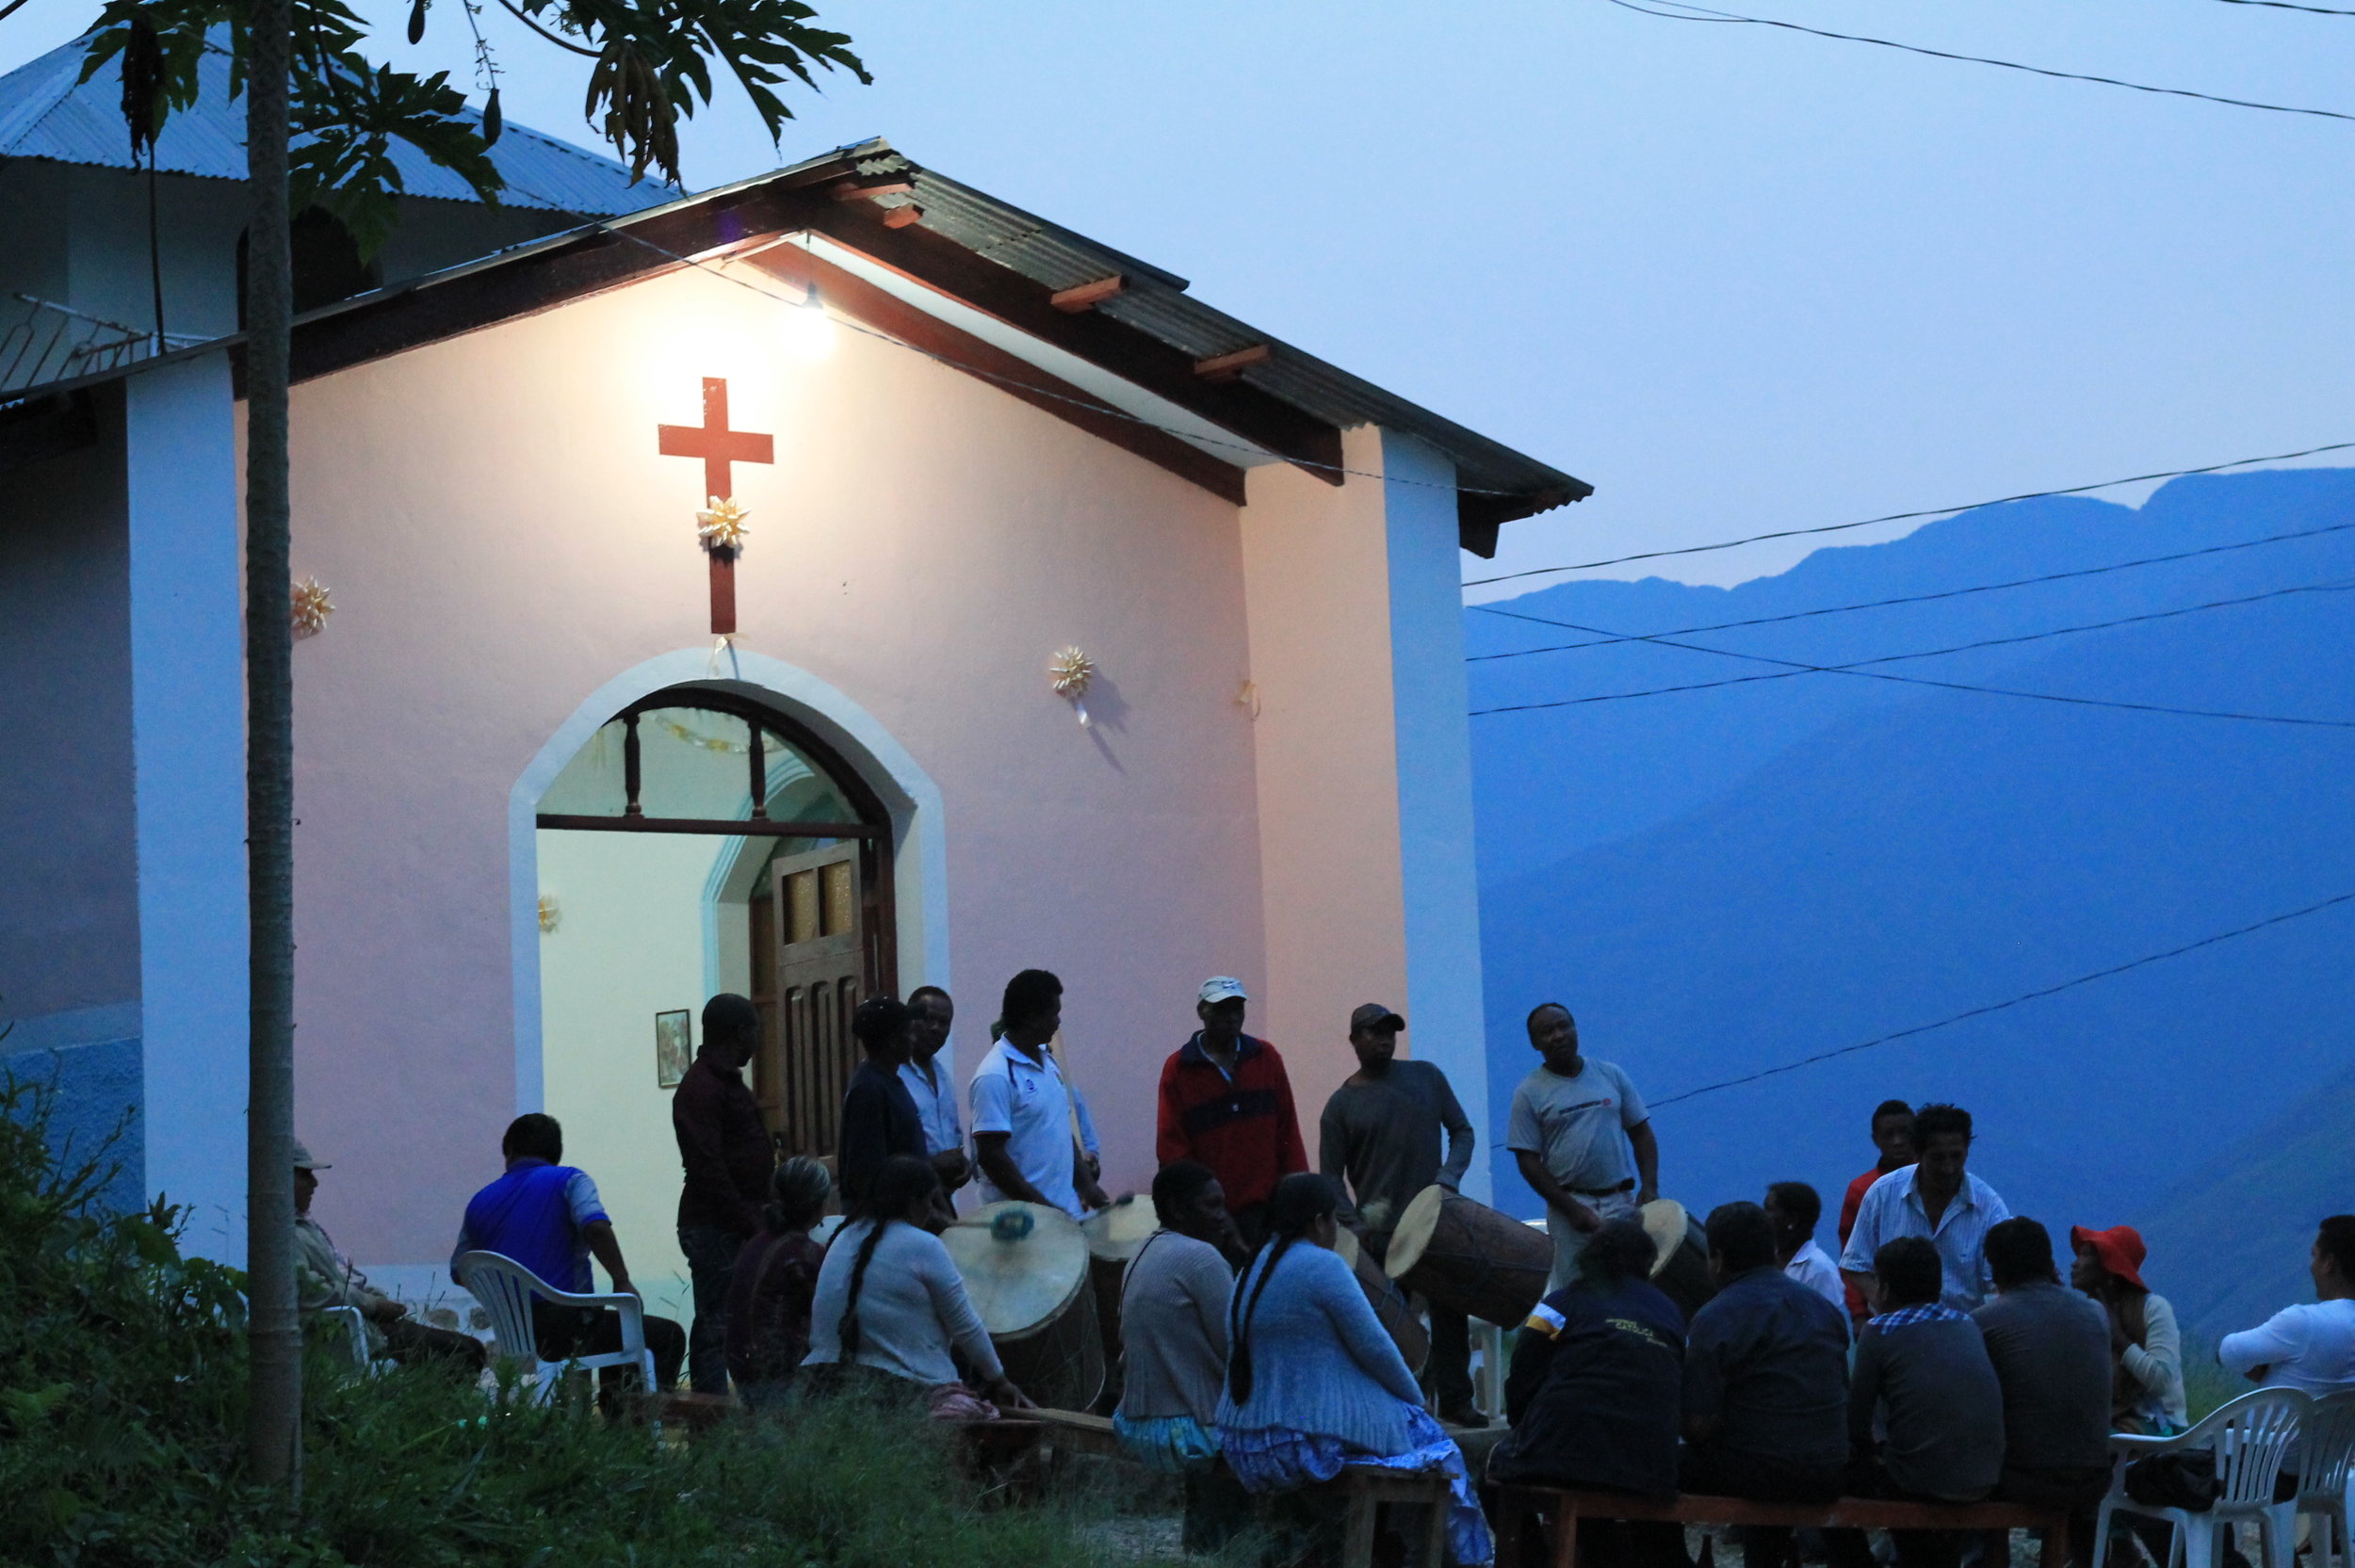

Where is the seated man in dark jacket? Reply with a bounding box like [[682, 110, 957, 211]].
[[1976, 1217, 2114, 1564], [1492, 1220, 1686, 1568], [1831, 1236, 2006, 1568], [1683, 1202, 1852, 1566]]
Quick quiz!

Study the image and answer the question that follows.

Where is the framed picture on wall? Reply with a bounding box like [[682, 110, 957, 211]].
[[655, 1010, 692, 1088]]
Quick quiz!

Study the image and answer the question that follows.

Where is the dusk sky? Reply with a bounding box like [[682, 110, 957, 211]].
[[7, 0, 2349, 595]]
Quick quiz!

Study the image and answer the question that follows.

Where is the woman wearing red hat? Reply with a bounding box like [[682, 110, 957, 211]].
[[2070, 1225, 2187, 1435]]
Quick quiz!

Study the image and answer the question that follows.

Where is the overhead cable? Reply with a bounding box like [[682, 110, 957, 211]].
[[1469, 517, 2355, 661], [1601, 0, 2355, 123], [1650, 888, 2355, 1107], [2206, 0, 2355, 15], [1462, 440, 2355, 589], [1469, 601, 2355, 725]]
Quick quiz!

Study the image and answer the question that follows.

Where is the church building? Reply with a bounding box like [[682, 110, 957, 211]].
[[2, 41, 1587, 1318]]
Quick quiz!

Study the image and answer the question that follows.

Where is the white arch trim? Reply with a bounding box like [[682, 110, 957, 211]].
[[507, 648, 950, 1111]]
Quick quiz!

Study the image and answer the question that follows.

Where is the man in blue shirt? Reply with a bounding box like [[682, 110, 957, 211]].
[[455, 1113, 685, 1389]]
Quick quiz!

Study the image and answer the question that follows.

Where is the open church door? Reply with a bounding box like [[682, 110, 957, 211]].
[[749, 842, 869, 1158]]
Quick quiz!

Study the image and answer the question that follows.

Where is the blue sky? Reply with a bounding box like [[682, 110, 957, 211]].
[[8, 0, 2350, 594]]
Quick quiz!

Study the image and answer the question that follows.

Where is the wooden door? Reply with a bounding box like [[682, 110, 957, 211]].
[[754, 843, 865, 1156]]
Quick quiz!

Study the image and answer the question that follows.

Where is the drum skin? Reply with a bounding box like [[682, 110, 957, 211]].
[[1334, 1228, 1430, 1376], [941, 1201, 1104, 1412], [1648, 1213, 1718, 1321], [1384, 1185, 1553, 1327]]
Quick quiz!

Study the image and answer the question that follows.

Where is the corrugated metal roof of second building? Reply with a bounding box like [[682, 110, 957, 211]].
[[0, 32, 676, 217]]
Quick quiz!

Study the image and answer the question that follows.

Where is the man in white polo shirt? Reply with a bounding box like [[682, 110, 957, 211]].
[[970, 967, 1109, 1218]]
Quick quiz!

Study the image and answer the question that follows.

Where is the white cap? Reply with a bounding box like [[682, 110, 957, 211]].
[[1198, 976, 1248, 1005]]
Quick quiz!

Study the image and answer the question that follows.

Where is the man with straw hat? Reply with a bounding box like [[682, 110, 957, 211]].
[[293, 1139, 484, 1371]]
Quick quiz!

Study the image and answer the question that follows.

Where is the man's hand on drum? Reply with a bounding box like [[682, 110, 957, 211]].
[[1075, 1145, 1111, 1210]]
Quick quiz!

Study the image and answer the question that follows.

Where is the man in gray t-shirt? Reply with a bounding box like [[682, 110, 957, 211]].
[[1505, 1002, 1659, 1291]]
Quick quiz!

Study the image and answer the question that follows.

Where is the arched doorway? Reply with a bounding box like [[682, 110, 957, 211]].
[[534, 685, 895, 1158]]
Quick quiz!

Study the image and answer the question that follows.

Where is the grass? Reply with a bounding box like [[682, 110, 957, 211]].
[[0, 1079, 1187, 1568]]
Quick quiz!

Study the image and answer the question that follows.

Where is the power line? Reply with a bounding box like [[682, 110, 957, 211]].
[[1469, 601, 2355, 725], [1468, 518, 2355, 662], [1650, 888, 2355, 1107], [1462, 440, 2355, 590], [1602, 0, 2355, 123], [2206, 0, 2355, 16], [1473, 580, 2355, 684]]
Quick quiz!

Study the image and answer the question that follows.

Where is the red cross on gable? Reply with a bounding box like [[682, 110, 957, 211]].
[[658, 377, 773, 499], [657, 377, 772, 637]]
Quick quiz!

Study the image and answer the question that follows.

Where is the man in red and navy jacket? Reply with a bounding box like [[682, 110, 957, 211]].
[[1154, 977, 1307, 1247]]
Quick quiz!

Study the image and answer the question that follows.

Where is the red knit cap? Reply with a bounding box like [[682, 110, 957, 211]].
[[2070, 1223, 2149, 1290]]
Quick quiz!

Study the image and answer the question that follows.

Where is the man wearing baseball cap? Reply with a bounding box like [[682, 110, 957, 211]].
[[1153, 977, 1307, 1248], [1318, 1002, 1481, 1423]]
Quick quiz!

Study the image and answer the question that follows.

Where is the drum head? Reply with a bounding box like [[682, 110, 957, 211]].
[[1380, 1185, 1449, 1280], [942, 1200, 1090, 1337], [1639, 1199, 1689, 1279], [1333, 1227, 1361, 1270], [1080, 1193, 1158, 1262]]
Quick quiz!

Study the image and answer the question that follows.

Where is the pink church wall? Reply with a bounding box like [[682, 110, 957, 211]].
[[284, 266, 1278, 1264]]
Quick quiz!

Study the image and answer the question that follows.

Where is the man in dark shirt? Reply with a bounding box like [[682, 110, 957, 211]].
[[1840, 1100, 1916, 1322], [1975, 1218, 2114, 1562], [1318, 1002, 1481, 1423], [837, 995, 924, 1217], [1830, 1237, 2006, 1568], [672, 993, 773, 1394], [1684, 1202, 1851, 1566]]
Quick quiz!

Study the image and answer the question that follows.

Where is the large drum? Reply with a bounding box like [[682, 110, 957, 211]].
[[1640, 1199, 1718, 1320], [942, 1201, 1104, 1412], [1334, 1227, 1430, 1376], [1384, 1185, 1554, 1327], [1080, 1195, 1160, 1413]]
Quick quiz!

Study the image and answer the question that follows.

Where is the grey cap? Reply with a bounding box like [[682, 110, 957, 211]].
[[291, 1140, 330, 1171], [1350, 1002, 1405, 1033]]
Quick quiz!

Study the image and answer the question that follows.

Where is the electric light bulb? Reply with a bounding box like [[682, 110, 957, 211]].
[[786, 283, 836, 363]]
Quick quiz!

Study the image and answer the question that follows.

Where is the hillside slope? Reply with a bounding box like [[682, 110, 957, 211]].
[[1469, 469, 2355, 1253]]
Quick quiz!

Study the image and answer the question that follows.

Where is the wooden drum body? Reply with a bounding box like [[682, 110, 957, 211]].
[[1383, 1185, 1554, 1327], [1335, 1227, 1430, 1375], [942, 1201, 1104, 1412], [1081, 1195, 1159, 1414]]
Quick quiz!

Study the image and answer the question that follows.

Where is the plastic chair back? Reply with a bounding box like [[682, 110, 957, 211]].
[[321, 1303, 372, 1369], [2302, 1390, 2355, 1502], [455, 1252, 545, 1367], [2201, 1388, 2310, 1507]]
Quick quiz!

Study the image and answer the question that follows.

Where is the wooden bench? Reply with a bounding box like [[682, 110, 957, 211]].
[[1339, 1465, 1454, 1568], [1491, 1484, 2071, 1568]]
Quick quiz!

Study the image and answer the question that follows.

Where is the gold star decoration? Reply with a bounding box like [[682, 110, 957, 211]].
[[1048, 646, 1096, 701], [291, 576, 333, 639], [696, 496, 752, 554]]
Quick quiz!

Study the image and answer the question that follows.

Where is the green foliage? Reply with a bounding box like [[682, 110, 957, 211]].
[[0, 1079, 1173, 1568], [74, 0, 864, 254]]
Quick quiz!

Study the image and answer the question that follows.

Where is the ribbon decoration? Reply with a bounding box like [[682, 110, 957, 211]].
[[1049, 646, 1096, 728]]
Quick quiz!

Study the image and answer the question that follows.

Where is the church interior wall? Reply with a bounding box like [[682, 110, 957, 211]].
[[280, 263, 1271, 1269], [0, 382, 146, 1205]]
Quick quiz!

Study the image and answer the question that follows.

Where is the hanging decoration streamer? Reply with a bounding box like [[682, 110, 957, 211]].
[[291, 576, 334, 639], [1049, 646, 1097, 728]]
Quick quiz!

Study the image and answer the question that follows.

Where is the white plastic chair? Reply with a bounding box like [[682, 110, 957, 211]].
[[2096, 1386, 2307, 1568], [320, 1303, 376, 1371], [453, 1251, 658, 1407], [2298, 1390, 2355, 1568]]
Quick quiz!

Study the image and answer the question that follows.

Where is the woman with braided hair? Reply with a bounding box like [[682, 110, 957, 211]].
[[804, 1155, 1029, 1414], [722, 1156, 834, 1408], [1215, 1172, 1494, 1565]]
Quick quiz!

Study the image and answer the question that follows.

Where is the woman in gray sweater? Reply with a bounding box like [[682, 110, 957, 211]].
[[1216, 1172, 1493, 1566], [804, 1156, 1028, 1413]]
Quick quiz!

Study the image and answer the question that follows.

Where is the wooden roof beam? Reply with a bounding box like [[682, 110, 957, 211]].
[[1194, 344, 1269, 382], [1050, 275, 1126, 313]]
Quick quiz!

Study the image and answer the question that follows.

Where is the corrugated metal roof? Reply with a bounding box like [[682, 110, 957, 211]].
[[0, 32, 675, 216], [827, 144, 1587, 512]]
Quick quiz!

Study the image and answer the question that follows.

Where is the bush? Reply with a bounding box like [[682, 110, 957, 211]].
[[0, 1080, 1176, 1567]]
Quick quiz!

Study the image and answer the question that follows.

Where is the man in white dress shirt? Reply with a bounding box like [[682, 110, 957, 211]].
[[1840, 1103, 2011, 1314]]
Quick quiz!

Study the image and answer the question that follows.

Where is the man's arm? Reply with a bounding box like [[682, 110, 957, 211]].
[[2218, 1309, 2302, 1384], [973, 1131, 1051, 1207], [1838, 1181, 1885, 1302], [1318, 1096, 1364, 1232], [1272, 1052, 1308, 1176], [581, 1219, 637, 1296], [1515, 1148, 1600, 1234], [1435, 1075, 1475, 1191], [1071, 1139, 1110, 1210], [1154, 1058, 1191, 1165], [1627, 1119, 1659, 1205]]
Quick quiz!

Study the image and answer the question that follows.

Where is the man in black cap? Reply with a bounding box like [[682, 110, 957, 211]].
[[1317, 1001, 1482, 1425]]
